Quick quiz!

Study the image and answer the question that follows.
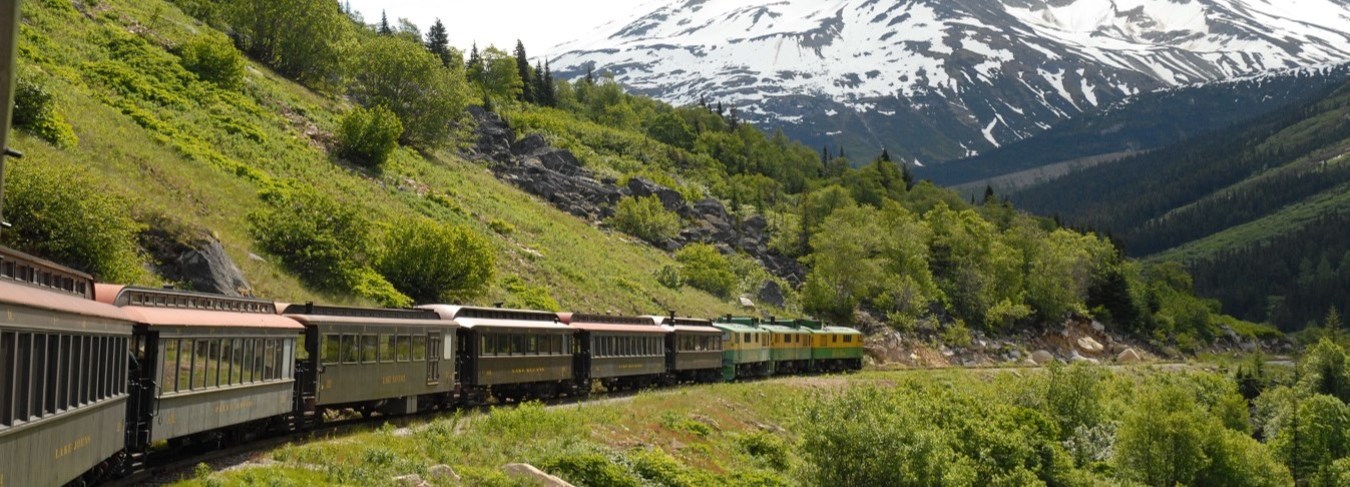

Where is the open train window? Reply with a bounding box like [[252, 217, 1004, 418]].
[[412, 335, 426, 361], [397, 335, 412, 362], [381, 335, 395, 362], [340, 335, 358, 364], [361, 335, 378, 363]]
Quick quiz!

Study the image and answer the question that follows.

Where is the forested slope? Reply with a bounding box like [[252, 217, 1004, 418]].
[[1, 0, 1267, 351], [1010, 80, 1350, 330]]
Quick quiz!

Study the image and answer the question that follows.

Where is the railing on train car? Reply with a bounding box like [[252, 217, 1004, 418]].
[[0, 245, 95, 298], [0, 1, 22, 236]]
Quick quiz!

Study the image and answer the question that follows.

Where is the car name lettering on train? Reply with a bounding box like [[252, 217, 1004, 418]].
[[54, 435, 93, 460]]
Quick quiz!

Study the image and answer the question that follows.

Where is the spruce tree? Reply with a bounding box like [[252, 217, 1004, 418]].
[[584, 64, 596, 85], [880, 148, 891, 162], [542, 61, 555, 106], [467, 43, 483, 83], [983, 185, 995, 204], [514, 40, 534, 103], [378, 10, 391, 35], [425, 19, 451, 67]]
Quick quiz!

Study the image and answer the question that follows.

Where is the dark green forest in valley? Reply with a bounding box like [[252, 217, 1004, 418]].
[[1010, 79, 1350, 332]]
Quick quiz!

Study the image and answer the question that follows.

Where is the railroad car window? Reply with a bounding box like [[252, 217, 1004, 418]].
[[397, 335, 412, 361], [16, 333, 31, 421], [361, 335, 378, 363], [162, 339, 179, 395], [192, 340, 209, 390], [231, 339, 245, 385], [2, 331, 13, 426], [46, 334, 59, 414], [283, 339, 295, 379], [264, 339, 277, 380], [413, 335, 426, 361], [207, 339, 221, 388], [58, 335, 71, 408], [220, 339, 234, 387], [243, 339, 256, 383], [33, 334, 47, 415], [277, 339, 288, 379], [321, 335, 339, 365], [381, 335, 395, 362], [341, 335, 358, 364], [444, 333, 454, 360]]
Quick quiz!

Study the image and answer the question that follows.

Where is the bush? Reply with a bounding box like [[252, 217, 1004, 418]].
[[249, 187, 409, 306], [350, 36, 469, 147], [177, 35, 245, 89], [1, 160, 144, 282], [375, 217, 494, 304], [675, 244, 736, 298], [12, 77, 77, 148], [655, 264, 683, 290], [337, 105, 403, 167], [609, 195, 680, 245]]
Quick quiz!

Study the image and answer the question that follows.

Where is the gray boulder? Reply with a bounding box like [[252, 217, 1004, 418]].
[[757, 280, 785, 308], [176, 238, 251, 296], [625, 177, 688, 214], [503, 463, 574, 487]]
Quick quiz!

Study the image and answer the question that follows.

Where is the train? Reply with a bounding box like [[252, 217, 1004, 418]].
[[0, 247, 864, 486]]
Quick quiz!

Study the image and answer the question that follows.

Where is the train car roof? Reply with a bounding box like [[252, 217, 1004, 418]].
[[0, 280, 132, 322], [819, 326, 863, 335], [559, 313, 668, 333], [418, 304, 570, 331], [281, 303, 452, 327], [644, 316, 722, 334], [712, 322, 766, 333], [97, 285, 303, 330], [759, 324, 812, 334]]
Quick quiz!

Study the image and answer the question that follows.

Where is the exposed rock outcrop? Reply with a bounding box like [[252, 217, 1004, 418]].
[[140, 222, 251, 296], [469, 107, 805, 284]]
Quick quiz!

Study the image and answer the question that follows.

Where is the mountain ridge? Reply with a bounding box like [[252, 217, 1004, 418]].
[[551, 0, 1350, 164]]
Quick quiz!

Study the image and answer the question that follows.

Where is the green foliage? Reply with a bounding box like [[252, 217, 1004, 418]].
[[1298, 338, 1350, 402], [1115, 384, 1294, 487], [539, 445, 642, 487], [737, 431, 790, 471], [176, 34, 244, 90], [336, 105, 402, 167], [1042, 363, 1106, 442], [12, 76, 78, 148], [609, 195, 680, 245], [675, 244, 737, 299], [1, 160, 144, 282], [249, 187, 409, 306], [501, 276, 561, 311], [223, 0, 347, 88], [374, 217, 495, 304], [349, 36, 469, 147], [802, 204, 937, 324], [655, 264, 683, 290], [488, 218, 515, 235], [470, 46, 524, 104]]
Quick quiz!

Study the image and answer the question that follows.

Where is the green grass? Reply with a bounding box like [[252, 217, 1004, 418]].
[[11, 0, 739, 316]]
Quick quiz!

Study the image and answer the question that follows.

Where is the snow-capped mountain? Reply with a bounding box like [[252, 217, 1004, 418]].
[[549, 0, 1350, 164]]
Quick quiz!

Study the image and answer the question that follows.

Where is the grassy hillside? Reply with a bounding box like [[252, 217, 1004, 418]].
[[6, 0, 738, 316]]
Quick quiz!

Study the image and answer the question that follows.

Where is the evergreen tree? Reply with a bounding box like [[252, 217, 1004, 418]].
[[425, 19, 451, 67], [880, 148, 891, 162], [378, 10, 391, 35], [1328, 306, 1343, 341], [466, 43, 483, 82], [901, 163, 914, 190], [821, 146, 830, 165], [983, 185, 995, 204], [584, 64, 595, 85], [513, 40, 534, 103], [542, 61, 555, 106]]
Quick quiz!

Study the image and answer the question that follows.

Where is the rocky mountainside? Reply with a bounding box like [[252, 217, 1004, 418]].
[[551, 0, 1350, 164]]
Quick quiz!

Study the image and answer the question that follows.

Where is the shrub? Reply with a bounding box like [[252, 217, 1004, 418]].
[[609, 195, 680, 245], [1, 160, 144, 282], [375, 217, 495, 304], [177, 34, 245, 89], [249, 187, 410, 306], [655, 264, 683, 290], [350, 36, 469, 147], [675, 243, 736, 298], [487, 218, 515, 235], [12, 77, 77, 148], [337, 106, 403, 167]]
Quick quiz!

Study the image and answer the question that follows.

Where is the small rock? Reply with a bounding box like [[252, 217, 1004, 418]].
[[392, 474, 431, 487], [1069, 350, 1099, 364], [248, 252, 266, 262], [1076, 336, 1105, 353], [1091, 321, 1106, 332], [739, 296, 755, 308], [1117, 348, 1143, 364], [504, 463, 575, 487], [427, 464, 460, 483], [756, 281, 785, 308], [1031, 350, 1055, 365]]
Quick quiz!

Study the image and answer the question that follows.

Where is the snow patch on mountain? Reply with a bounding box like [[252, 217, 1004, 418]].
[[551, 0, 1350, 162]]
